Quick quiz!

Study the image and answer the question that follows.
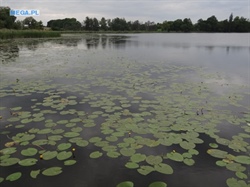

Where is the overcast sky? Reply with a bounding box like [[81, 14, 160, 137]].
[[1, 0, 249, 25]]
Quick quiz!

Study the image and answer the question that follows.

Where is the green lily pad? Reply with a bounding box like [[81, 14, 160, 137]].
[[236, 171, 248, 179], [21, 148, 38, 156], [155, 163, 173, 174], [89, 137, 102, 143], [6, 172, 22, 181], [57, 143, 71, 151], [0, 177, 4, 183], [32, 139, 48, 146], [64, 132, 80, 138], [226, 163, 246, 172], [234, 155, 250, 165], [48, 135, 63, 141], [37, 128, 51, 134], [130, 153, 146, 163], [137, 165, 155, 175], [57, 151, 72, 160], [120, 148, 135, 157], [183, 158, 195, 166], [209, 143, 219, 148], [180, 141, 196, 150], [226, 177, 248, 187], [107, 151, 120, 158], [64, 160, 77, 166], [0, 147, 17, 155], [216, 160, 227, 167], [43, 151, 58, 160], [167, 152, 183, 162], [42, 167, 62, 176], [19, 158, 37, 166], [149, 181, 167, 187], [207, 149, 228, 159], [76, 139, 89, 147], [116, 181, 134, 187], [90, 151, 103, 159], [0, 157, 20, 166], [30, 170, 40, 179], [146, 155, 163, 165], [125, 162, 139, 169], [11, 107, 22, 111]]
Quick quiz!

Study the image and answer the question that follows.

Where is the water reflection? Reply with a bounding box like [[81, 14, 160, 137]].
[[0, 34, 249, 64]]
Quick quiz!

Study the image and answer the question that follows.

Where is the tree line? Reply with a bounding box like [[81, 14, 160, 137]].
[[1, 6, 250, 32]]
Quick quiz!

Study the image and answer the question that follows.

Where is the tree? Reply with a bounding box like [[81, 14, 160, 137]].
[[169, 19, 183, 32], [13, 20, 23, 29], [131, 20, 141, 31], [100, 17, 107, 31], [206, 15, 219, 32], [0, 7, 16, 29], [110, 18, 128, 31], [161, 21, 170, 31], [23, 17, 37, 29], [233, 16, 249, 32], [228, 13, 233, 32], [84, 17, 91, 30], [92, 18, 99, 31], [181, 18, 193, 32]]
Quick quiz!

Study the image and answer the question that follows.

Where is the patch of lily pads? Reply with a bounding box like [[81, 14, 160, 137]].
[[0, 50, 249, 187]]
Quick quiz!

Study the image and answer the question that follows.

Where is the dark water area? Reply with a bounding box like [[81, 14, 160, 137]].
[[0, 33, 249, 187]]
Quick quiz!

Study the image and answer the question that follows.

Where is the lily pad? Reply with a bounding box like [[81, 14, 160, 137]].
[[234, 155, 250, 165], [64, 160, 77, 166], [57, 151, 72, 160], [43, 151, 58, 160], [226, 177, 248, 187], [146, 155, 163, 165], [21, 148, 38, 156], [107, 151, 120, 158], [6, 172, 22, 181], [125, 162, 139, 169], [116, 181, 134, 187], [207, 149, 228, 159], [42, 167, 62, 176], [149, 181, 167, 187], [130, 153, 146, 163], [19, 158, 37, 166], [90, 151, 103, 159], [137, 165, 155, 175], [30, 170, 40, 179], [155, 163, 173, 175], [76, 139, 89, 147], [57, 143, 71, 151], [167, 152, 183, 162], [120, 148, 135, 157], [0, 157, 20, 166]]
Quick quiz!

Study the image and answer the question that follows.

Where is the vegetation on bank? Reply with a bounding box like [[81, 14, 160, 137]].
[[0, 30, 60, 39]]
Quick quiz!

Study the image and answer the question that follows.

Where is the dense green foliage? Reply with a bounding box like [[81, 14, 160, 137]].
[[49, 14, 250, 32], [47, 18, 81, 31], [0, 6, 249, 32], [0, 30, 60, 39]]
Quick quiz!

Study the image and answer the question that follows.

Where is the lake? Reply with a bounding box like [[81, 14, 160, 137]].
[[0, 33, 249, 187]]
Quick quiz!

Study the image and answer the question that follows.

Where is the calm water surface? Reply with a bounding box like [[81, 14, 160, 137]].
[[0, 33, 249, 187]]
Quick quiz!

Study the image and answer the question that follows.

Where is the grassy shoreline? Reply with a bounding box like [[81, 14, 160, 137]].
[[0, 30, 61, 39]]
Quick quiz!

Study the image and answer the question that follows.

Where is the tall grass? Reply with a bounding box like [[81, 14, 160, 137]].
[[0, 30, 61, 39]]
